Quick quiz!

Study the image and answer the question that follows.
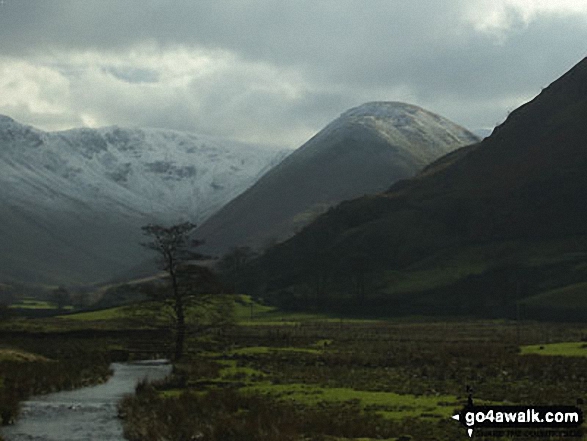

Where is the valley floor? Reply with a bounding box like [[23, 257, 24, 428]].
[[122, 317, 587, 440], [1, 301, 586, 440]]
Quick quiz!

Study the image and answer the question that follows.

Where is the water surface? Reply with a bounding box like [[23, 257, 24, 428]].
[[2, 360, 171, 441]]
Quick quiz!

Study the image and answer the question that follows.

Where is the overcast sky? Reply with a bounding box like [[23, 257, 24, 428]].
[[0, 0, 585, 148]]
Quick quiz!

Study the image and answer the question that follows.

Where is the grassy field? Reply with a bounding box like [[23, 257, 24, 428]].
[[8, 299, 56, 310], [57, 306, 129, 321], [8, 298, 74, 311], [55, 295, 362, 327], [119, 306, 587, 440], [521, 282, 587, 309], [521, 341, 587, 357], [2, 296, 586, 440]]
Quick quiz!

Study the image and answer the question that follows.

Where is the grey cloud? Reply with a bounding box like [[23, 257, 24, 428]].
[[2, 1, 583, 92], [0, 1, 470, 59], [0, 0, 586, 146], [103, 66, 160, 84]]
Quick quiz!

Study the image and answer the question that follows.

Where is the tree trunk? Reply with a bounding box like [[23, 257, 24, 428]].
[[169, 263, 185, 361], [175, 303, 185, 360]]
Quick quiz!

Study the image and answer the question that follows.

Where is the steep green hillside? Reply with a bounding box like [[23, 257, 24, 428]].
[[249, 57, 587, 321]]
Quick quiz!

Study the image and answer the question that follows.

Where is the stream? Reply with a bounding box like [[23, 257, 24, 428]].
[[2, 360, 172, 441]]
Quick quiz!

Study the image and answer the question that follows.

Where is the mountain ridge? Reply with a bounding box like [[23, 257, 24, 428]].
[[195, 101, 479, 255], [0, 116, 290, 285]]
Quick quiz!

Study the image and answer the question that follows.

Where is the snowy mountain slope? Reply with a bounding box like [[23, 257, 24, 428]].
[[195, 102, 479, 255], [317, 102, 476, 161], [0, 115, 290, 285]]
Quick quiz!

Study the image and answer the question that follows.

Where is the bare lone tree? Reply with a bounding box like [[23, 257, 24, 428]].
[[141, 221, 224, 360]]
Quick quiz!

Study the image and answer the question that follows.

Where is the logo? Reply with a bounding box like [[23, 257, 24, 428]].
[[451, 387, 584, 438]]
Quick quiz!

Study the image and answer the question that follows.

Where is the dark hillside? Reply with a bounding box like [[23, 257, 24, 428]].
[[252, 57, 587, 320]]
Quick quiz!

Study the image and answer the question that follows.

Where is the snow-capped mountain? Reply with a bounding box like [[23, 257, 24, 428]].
[[195, 102, 479, 255], [0, 115, 290, 285]]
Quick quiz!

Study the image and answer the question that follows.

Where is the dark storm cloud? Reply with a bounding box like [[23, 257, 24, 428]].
[[0, 0, 586, 146]]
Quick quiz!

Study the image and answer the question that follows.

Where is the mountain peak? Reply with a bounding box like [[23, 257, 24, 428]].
[[332, 101, 476, 143], [340, 101, 425, 120], [312, 101, 479, 163], [195, 102, 478, 255]]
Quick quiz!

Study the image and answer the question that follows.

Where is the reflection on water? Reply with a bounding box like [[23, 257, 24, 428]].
[[2, 360, 172, 441]]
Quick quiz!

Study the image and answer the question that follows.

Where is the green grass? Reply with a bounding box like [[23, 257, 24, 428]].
[[58, 295, 328, 325], [199, 340, 473, 424], [157, 388, 183, 398], [57, 306, 128, 321], [378, 238, 587, 311], [520, 341, 587, 357], [217, 359, 267, 380], [211, 346, 329, 383], [384, 262, 486, 295], [242, 382, 460, 420], [231, 295, 383, 325], [521, 282, 587, 308], [233, 295, 330, 324], [381, 239, 553, 296], [9, 299, 73, 310], [47, 295, 379, 329], [119, 319, 587, 440], [229, 346, 322, 356]]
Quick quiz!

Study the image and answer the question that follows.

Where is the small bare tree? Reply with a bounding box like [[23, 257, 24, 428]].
[[140, 222, 226, 360]]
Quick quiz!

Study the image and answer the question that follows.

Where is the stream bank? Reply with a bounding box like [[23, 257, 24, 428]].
[[2, 360, 171, 441]]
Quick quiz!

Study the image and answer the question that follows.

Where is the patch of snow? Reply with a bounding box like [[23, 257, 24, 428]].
[[0, 117, 291, 225]]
